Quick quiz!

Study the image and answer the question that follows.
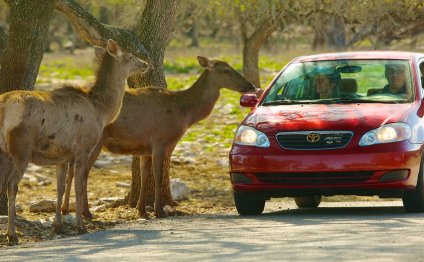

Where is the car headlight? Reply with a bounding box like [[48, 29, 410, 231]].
[[234, 125, 270, 147], [359, 123, 411, 146]]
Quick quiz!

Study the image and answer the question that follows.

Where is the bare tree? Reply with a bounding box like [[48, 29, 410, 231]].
[[209, 0, 303, 89], [307, 0, 424, 50]]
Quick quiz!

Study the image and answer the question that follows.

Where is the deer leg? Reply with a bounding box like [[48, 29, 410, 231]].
[[73, 155, 89, 234], [152, 149, 167, 218], [6, 173, 19, 245], [161, 154, 174, 215], [137, 155, 152, 218], [61, 161, 74, 215], [81, 168, 92, 219], [6, 161, 27, 245], [54, 163, 68, 234], [81, 139, 103, 219], [6, 127, 31, 245]]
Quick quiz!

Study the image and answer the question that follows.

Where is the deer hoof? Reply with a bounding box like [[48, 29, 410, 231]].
[[7, 234, 19, 246], [77, 226, 88, 235]]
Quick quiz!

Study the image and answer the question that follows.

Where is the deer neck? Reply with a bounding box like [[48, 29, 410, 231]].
[[89, 54, 127, 125], [184, 70, 221, 126]]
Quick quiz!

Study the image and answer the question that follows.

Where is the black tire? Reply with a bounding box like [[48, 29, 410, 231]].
[[294, 195, 322, 208], [403, 158, 424, 213], [233, 192, 265, 215]]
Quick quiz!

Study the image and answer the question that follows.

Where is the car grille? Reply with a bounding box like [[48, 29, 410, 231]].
[[256, 171, 374, 185], [276, 131, 353, 150]]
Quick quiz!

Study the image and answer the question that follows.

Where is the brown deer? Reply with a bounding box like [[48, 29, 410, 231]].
[[62, 56, 256, 218], [0, 39, 148, 245]]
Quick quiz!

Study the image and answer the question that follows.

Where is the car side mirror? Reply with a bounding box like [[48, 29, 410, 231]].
[[240, 93, 258, 107]]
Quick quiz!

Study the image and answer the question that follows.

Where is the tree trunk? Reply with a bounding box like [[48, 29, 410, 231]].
[[127, 0, 180, 208], [98, 6, 109, 24], [0, 21, 6, 213], [312, 27, 325, 50], [0, 0, 56, 91], [189, 21, 199, 48], [0, 0, 56, 215], [238, 10, 281, 89], [242, 41, 261, 88], [0, 189, 6, 215], [325, 17, 346, 49], [128, 156, 141, 207], [0, 153, 12, 215]]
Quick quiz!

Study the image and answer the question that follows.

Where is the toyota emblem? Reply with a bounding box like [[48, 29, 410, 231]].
[[306, 133, 320, 143]]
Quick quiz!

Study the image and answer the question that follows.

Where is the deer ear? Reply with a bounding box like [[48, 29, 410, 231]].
[[197, 56, 213, 69], [106, 39, 122, 58], [94, 46, 106, 61]]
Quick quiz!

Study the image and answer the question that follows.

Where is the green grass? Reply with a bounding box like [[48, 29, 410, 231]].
[[164, 58, 202, 74], [38, 58, 94, 82]]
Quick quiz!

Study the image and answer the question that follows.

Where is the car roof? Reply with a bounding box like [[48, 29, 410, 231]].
[[294, 51, 424, 63]]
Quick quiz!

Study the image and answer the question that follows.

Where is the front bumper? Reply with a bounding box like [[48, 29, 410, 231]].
[[229, 141, 423, 197]]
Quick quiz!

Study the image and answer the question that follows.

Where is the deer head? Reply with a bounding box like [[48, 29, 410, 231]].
[[197, 56, 256, 94], [95, 39, 149, 76]]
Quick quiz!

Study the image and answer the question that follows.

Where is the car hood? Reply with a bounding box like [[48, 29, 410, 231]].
[[244, 103, 417, 134]]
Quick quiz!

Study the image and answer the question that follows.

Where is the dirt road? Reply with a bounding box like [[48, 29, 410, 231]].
[[2, 200, 424, 261]]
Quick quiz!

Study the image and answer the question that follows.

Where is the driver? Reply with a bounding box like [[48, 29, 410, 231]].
[[315, 71, 341, 99]]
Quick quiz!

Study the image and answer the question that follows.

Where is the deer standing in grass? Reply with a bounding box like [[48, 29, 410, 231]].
[[0, 39, 149, 245], [62, 56, 256, 218]]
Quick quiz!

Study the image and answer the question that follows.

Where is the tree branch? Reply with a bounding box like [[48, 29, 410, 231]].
[[54, 0, 150, 61], [247, 12, 283, 51], [0, 25, 7, 58], [3, 0, 13, 6], [236, 8, 248, 43]]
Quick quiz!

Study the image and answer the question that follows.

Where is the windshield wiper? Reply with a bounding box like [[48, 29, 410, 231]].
[[262, 98, 402, 106], [321, 98, 364, 104], [262, 100, 315, 105], [320, 98, 399, 104]]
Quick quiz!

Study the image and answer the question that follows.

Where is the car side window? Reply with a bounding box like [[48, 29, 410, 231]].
[[419, 62, 424, 89], [281, 76, 315, 100]]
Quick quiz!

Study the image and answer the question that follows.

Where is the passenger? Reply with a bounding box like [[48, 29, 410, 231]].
[[382, 63, 408, 95], [315, 71, 341, 99]]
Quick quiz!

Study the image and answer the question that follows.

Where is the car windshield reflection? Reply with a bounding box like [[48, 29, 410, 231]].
[[261, 59, 414, 106]]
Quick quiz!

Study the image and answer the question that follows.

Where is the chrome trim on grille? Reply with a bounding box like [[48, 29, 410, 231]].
[[275, 130, 354, 150]]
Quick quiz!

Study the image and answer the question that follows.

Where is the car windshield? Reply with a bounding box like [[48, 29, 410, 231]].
[[261, 59, 414, 105]]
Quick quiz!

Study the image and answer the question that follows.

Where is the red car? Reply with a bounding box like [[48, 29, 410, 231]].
[[230, 51, 424, 215]]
